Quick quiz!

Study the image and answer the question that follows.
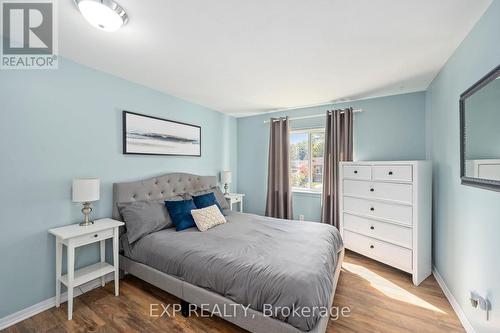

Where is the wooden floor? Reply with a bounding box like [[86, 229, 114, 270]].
[[4, 251, 464, 333]]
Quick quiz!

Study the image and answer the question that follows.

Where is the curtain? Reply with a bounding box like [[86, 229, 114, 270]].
[[265, 117, 293, 219], [321, 108, 353, 227]]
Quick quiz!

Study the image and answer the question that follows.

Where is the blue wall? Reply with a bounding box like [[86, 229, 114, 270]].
[[237, 91, 426, 220], [0, 58, 237, 318], [425, 2, 500, 332]]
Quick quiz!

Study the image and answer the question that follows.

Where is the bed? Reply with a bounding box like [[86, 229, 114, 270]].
[[113, 173, 344, 333]]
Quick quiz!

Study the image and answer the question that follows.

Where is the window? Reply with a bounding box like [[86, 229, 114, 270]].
[[290, 129, 325, 192]]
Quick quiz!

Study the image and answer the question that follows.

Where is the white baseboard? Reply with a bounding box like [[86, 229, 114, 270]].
[[0, 273, 115, 330], [433, 266, 475, 333]]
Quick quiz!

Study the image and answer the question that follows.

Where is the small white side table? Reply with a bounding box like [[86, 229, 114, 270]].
[[224, 193, 245, 212], [49, 218, 124, 320]]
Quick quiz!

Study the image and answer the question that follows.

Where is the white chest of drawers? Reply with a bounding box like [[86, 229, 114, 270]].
[[339, 161, 432, 286]]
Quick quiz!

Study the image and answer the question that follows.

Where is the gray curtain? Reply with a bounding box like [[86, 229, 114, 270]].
[[321, 108, 353, 227], [265, 117, 293, 219]]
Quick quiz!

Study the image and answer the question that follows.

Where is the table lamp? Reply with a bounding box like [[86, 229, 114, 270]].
[[221, 171, 232, 195], [72, 178, 100, 226]]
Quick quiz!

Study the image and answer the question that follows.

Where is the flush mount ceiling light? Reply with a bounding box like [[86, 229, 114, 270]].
[[75, 0, 128, 32]]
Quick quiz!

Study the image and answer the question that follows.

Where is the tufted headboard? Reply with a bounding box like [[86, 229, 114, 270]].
[[112, 173, 217, 221]]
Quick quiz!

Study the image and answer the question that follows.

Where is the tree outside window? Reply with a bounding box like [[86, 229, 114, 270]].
[[290, 129, 324, 191]]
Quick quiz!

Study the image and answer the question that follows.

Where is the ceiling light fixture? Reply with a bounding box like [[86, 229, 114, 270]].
[[75, 0, 128, 32]]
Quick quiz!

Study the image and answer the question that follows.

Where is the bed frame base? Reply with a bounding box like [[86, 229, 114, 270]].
[[113, 173, 344, 332], [180, 300, 190, 317], [119, 249, 344, 333]]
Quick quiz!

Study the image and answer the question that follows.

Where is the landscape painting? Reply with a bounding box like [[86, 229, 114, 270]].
[[123, 111, 201, 156]]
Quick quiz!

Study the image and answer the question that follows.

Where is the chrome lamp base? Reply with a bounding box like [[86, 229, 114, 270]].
[[79, 202, 94, 226], [224, 183, 229, 195]]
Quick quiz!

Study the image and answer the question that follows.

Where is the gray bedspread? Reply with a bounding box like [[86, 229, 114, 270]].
[[125, 211, 343, 331]]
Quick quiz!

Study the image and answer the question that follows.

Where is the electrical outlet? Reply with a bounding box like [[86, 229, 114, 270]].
[[299, 214, 305, 221], [470, 291, 490, 320]]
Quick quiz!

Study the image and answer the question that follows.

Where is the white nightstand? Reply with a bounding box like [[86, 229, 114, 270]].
[[49, 218, 124, 320], [224, 193, 245, 212]]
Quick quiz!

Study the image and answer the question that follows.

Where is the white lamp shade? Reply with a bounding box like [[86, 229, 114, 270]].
[[221, 171, 232, 184], [72, 178, 100, 202]]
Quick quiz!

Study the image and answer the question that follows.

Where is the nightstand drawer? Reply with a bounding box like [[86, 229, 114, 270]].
[[72, 229, 113, 246]]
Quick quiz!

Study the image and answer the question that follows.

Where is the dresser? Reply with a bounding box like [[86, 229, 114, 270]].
[[339, 161, 432, 285]]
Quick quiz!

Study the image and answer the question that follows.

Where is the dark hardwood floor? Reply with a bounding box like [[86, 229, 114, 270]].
[[3, 251, 464, 333]]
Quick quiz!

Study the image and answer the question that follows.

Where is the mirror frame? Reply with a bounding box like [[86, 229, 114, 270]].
[[460, 64, 500, 192]]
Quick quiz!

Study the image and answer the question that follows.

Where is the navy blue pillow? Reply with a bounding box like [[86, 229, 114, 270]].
[[192, 192, 223, 213], [164, 199, 197, 231]]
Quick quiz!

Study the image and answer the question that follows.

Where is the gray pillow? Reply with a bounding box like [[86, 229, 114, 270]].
[[117, 197, 182, 243], [185, 186, 230, 210]]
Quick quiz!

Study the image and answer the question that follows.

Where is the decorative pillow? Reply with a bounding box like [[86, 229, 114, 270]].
[[192, 192, 223, 213], [165, 199, 197, 231], [186, 186, 229, 210], [191, 204, 227, 232], [117, 198, 181, 243]]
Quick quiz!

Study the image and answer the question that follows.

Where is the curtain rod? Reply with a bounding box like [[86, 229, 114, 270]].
[[263, 109, 362, 123]]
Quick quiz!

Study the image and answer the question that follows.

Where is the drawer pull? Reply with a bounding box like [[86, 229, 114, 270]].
[[370, 188, 374, 192], [370, 207, 375, 211], [354, 170, 358, 174], [388, 171, 393, 175], [370, 226, 374, 230], [370, 245, 374, 249], [94, 234, 98, 238]]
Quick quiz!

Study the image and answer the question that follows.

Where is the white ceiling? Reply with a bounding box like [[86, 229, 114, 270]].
[[59, 0, 492, 116]]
